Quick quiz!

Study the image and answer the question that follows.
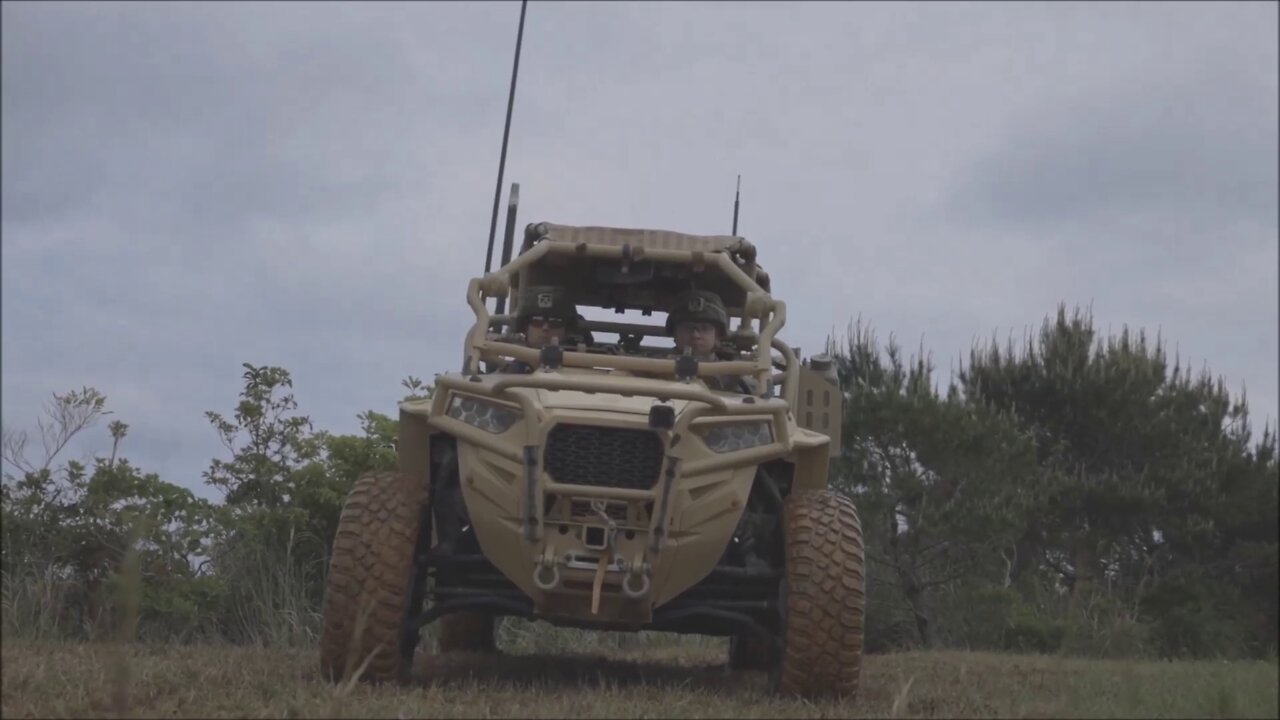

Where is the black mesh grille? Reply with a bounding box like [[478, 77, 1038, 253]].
[[544, 424, 664, 490]]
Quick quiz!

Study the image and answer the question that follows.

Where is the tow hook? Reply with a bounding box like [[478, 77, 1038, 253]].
[[622, 553, 651, 599], [622, 569, 651, 599], [532, 547, 560, 590]]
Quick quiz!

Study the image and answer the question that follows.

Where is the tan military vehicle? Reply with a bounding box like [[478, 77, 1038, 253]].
[[318, 221, 865, 699]]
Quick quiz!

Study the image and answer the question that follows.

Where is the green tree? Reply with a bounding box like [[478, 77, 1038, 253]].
[[197, 364, 428, 643], [827, 320, 1037, 649], [958, 304, 1277, 658], [203, 364, 325, 508], [2, 389, 217, 640]]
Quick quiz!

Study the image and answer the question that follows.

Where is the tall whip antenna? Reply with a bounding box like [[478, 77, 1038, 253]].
[[731, 174, 741, 236], [484, 0, 528, 275]]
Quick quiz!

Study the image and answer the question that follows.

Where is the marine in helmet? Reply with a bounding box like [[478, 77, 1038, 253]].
[[519, 285, 578, 346], [498, 285, 581, 373], [665, 289, 758, 394]]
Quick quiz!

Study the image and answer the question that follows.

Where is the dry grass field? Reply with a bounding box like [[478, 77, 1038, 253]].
[[3, 637, 1277, 719]]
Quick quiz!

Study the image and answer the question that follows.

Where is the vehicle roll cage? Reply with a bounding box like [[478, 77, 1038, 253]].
[[462, 238, 801, 405]]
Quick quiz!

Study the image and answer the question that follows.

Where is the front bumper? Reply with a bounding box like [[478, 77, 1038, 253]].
[[425, 371, 792, 625]]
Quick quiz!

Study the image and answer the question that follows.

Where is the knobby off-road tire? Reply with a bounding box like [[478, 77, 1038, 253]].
[[319, 470, 426, 685], [437, 611, 497, 654], [774, 489, 866, 699]]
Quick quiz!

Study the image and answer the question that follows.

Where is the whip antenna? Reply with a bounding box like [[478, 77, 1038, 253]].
[[484, 0, 528, 275], [731, 174, 741, 236]]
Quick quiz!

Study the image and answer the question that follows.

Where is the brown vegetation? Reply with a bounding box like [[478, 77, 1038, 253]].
[[3, 638, 1275, 719]]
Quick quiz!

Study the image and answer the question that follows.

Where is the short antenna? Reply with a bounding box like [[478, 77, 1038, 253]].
[[731, 174, 741, 236], [483, 0, 528, 275]]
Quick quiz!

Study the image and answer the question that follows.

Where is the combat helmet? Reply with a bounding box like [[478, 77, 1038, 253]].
[[515, 285, 577, 331], [665, 289, 729, 335]]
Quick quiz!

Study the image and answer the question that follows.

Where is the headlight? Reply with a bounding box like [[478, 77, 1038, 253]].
[[446, 394, 522, 434], [699, 421, 773, 453]]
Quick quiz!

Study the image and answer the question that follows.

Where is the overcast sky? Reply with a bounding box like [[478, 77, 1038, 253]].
[[3, 1, 1276, 500]]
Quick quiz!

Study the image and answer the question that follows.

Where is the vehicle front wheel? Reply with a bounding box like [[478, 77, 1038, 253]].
[[772, 489, 865, 699], [319, 470, 427, 685]]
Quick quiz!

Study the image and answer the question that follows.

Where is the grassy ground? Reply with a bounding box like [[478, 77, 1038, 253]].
[[3, 637, 1276, 719]]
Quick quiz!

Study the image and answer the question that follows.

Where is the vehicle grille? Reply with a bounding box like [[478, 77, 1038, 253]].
[[544, 424, 664, 491]]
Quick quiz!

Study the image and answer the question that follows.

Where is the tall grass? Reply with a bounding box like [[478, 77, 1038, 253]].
[[1, 529, 717, 653], [212, 526, 328, 647], [1, 566, 91, 641]]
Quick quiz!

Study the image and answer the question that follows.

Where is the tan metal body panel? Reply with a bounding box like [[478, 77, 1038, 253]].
[[397, 403, 434, 498], [420, 369, 804, 625], [796, 365, 843, 458], [790, 427, 833, 492]]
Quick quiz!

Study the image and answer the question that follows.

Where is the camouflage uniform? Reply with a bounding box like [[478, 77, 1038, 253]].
[[666, 290, 760, 395]]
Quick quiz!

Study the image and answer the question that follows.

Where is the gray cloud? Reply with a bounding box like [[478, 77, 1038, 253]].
[[3, 1, 1276, 496], [929, 2, 1277, 434], [948, 60, 1276, 234]]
